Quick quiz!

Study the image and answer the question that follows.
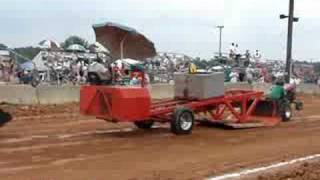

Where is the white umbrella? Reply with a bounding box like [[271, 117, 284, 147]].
[[39, 40, 60, 50], [66, 44, 87, 52], [89, 42, 110, 53], [114, 58, 141, 70]]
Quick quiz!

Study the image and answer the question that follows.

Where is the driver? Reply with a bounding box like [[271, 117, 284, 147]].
[[266, 79, 285, 100]]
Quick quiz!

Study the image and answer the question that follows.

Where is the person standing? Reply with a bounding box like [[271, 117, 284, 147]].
[[229, 43, 235, 62], [2, 58, 12, 82], [246, 66, 254, 84], [244, 50, 251, 67], [234, 44, 241, 66], [253, 50, 262, 64], [8, 58, 16, 82]]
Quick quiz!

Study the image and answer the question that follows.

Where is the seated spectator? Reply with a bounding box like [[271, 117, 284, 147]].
[[230, 70, 239, 83], [130, 73, 140, 86]]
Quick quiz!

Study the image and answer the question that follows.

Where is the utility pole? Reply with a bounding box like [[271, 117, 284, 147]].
[[216, 26, 224, 57], [280, 0, 299, 83]]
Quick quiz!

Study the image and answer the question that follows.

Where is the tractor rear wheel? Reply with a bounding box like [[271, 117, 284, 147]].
[[171, 108, 194, 135], [281, 103, 292, 122], [134, 120, 154, 129]]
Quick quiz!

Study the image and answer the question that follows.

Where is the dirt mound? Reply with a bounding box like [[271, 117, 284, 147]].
[[255, 160, 320, 180]]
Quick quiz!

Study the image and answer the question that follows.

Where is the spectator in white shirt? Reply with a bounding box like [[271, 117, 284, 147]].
[[253, 50, 262, 64], [230, 70, 239, 83], [234, 44, 241, 65]]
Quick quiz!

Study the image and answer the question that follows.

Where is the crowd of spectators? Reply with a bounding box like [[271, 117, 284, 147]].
[[0, 47, 320, 87], [36, 51, 98, 84]]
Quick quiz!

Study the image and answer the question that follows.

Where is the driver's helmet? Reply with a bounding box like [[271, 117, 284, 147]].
[[275, 78, 285, 86], [284, 83, 296, 92]]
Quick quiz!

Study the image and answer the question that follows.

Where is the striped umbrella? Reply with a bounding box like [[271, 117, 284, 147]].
[[66, 44, 87, 52], [89, 42, 110, 53], [39, 40, 61, 50]]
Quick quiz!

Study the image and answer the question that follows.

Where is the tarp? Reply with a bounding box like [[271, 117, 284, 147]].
[[19, 61, 35, 71]]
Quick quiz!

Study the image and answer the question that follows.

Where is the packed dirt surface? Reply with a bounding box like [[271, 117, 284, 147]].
[[0, 95, 320, 180], [0, 103, 78, 117]]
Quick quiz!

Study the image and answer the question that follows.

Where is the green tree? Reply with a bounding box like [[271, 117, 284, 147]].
[[62, 35, 89, 49], [192, 57, 208, 69], [13, 47, 41, 63], [314, 62, 320, 75], [0, 43, 7, 50]]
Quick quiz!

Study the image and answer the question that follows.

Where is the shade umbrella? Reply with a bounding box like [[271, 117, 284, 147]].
[[39, 40, 60, 50], [92, 22, 156, 60], [66, 44, 87, 52]]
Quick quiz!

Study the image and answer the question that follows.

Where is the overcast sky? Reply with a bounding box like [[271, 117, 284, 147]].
[[1, 0, 319, 60]]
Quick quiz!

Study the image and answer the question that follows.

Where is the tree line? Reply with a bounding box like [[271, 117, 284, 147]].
[[0, 35, 89, 61]]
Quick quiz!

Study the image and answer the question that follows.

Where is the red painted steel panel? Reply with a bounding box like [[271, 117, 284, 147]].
[[80, 85, 151, 122]]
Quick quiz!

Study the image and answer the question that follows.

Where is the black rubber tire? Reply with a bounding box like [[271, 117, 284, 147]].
[[0, 110, 12, 127], [134, 120, 154, 129], [295, 101, 303, 111], [31, 77, 40, 87], [171, 107, 194, 135], [281, 103, 292, 122]]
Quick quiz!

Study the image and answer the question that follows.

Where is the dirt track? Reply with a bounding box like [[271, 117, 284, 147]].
[[1, 95, 320, 180]]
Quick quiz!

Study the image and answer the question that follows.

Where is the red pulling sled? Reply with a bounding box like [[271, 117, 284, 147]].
[[80, 78, 293, 135]]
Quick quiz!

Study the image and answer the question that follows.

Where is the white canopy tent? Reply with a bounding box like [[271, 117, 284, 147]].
[[32, 51, 49, 71]]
